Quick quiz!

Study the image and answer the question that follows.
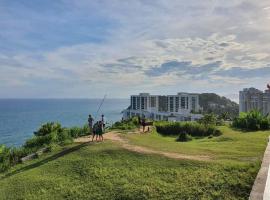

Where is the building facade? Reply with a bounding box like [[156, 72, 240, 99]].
[[239, 86, 270, 116], [123, 93, 202, 121]]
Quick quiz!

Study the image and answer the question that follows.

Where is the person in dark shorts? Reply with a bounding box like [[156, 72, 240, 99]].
[[98, 121, 104, 141], [92, 121, 98, 142]]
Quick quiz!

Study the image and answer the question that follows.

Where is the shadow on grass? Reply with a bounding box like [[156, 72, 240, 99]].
[[1, 142, 92, 180]]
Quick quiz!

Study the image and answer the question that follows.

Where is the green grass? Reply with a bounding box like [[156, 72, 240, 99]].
[[0, 126, 269, 199], [124, 126, 270, 164]]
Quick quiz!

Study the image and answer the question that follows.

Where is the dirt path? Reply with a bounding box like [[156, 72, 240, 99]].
[[74, 131, 211, 162]]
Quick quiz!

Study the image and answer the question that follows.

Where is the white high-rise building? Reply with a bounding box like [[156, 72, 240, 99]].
[[239, 85, 270, 116], [123, 93, 202, 121]]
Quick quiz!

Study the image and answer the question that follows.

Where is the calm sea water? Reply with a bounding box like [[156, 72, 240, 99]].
[[0, 99, 129, 147]]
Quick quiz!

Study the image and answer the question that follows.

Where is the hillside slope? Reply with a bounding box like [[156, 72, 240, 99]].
[[199, 93, 239, 118]]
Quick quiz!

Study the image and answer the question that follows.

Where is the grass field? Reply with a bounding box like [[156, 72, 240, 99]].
[[124, 126, 270, 164], [0, 126, 269, 200]]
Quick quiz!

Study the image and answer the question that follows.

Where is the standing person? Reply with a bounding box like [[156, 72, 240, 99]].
[[141, 118, 146, 133], [88, 114, 94, 135], [98, 121, 104, 141], [96, 121, 103, 142], [101, 114, 105, 132], [92, 121, 98, 142]]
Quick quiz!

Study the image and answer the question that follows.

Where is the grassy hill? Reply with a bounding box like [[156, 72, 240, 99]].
[[0, 126, 269, 200], [199, 93, 239, 118]]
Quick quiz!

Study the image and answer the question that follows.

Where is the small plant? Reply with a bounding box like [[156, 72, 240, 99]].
[[176, 132, 192, 142]]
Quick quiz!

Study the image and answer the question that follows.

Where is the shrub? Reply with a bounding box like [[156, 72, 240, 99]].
[[155, 121, 222, 137], [111, 117, 139, 130], [198, 113, 217, 126], [232, 110, 270, 131], [0, 122, 89, 172], [68, 125, 89, 138], [260, 118, 270, 130], [57, 129, 73, 145], [34, 122, 63, 136], [213, 129, 223, 137], [176, 132, 192, 142], [0, 145, 30, 172]]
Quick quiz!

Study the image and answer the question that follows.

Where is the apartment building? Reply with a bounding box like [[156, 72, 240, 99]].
[[123, 93, 202, 121], [239, 86, 270, 116]]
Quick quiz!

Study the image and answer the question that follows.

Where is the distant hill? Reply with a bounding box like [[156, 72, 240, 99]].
[[199, 93, 239, 119]]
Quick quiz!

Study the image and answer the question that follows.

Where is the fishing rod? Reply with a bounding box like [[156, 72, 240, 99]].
[[95, 94, 107, 119]]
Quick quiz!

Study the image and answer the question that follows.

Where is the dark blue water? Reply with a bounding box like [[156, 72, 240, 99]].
[[0, 99, 129, 147]]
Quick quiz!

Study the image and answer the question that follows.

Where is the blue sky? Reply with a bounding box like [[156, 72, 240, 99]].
[[0, 0, 270, 101]]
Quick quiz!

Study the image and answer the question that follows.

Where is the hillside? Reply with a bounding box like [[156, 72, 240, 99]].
[[199, 93, 239, 118], [0, 127, 269, 199]]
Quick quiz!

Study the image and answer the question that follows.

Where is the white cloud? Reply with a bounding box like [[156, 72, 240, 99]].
[[0, 0, 270, 98]]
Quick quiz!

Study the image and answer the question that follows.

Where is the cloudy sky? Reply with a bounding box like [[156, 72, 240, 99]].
[[0, 0, 270, 101]]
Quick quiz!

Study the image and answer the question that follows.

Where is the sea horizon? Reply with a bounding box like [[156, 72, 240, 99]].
[[0, 98, 129, 147]]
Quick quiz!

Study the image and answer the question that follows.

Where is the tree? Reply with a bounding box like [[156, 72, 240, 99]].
[[199, 113, 217, 126], [220, 112, 229, 120]]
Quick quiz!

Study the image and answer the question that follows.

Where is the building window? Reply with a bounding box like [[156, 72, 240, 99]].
[[175, 97, 179, 112], [158, 96, 168, 112], [169, 97, 174, 112], [132, 96, 136, 109], [141, 97, 145, 110], [136, 97, 140, 110], [191, 97, 196, 111], [150, 96, 156, 108], [186, 97, 189, 109], [144, 97, 148, 110], [181, 97, 185, 109]]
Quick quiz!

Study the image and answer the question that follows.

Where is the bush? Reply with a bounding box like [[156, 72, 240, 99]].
[[261, 118, 270, 130], [0, 145, 31, 172], [155, 121, 222, 137], [68, 125, 89, 138], [111, 117, 139, 130], [57, 129, 73, 145], [0, 122, 89, 172], [176, 132, 192, 142], [232, 110, 270, 131], [34, 122, 63, 136], [198, 113, 217, 126]]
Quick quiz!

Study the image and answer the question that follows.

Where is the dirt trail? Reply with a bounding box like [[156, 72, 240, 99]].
[[74, 131, 211, 162]]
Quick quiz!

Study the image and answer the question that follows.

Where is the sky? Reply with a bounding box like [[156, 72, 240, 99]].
[[0, 0, 270, 101]]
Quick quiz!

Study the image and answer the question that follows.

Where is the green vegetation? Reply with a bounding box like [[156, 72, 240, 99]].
[[176, 132, 193, 142], [1, 121, 269, 199], [124, 126, 269, 164], [110, 117, 139, 130], [155, 121, 222, 138], [0, 140, 263, 200], [199, 93, 239, 119], [232, 110, 270, 131], [0, 122, 90, 172]]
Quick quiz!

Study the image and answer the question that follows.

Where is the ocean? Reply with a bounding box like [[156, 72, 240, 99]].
[[0, 99, 129, 147]]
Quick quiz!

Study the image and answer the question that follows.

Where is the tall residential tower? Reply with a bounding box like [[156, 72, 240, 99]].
[[239, 85, 270, 115]]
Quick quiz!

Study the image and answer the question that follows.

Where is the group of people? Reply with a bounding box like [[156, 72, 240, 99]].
[[88, 114, 105, 142]]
